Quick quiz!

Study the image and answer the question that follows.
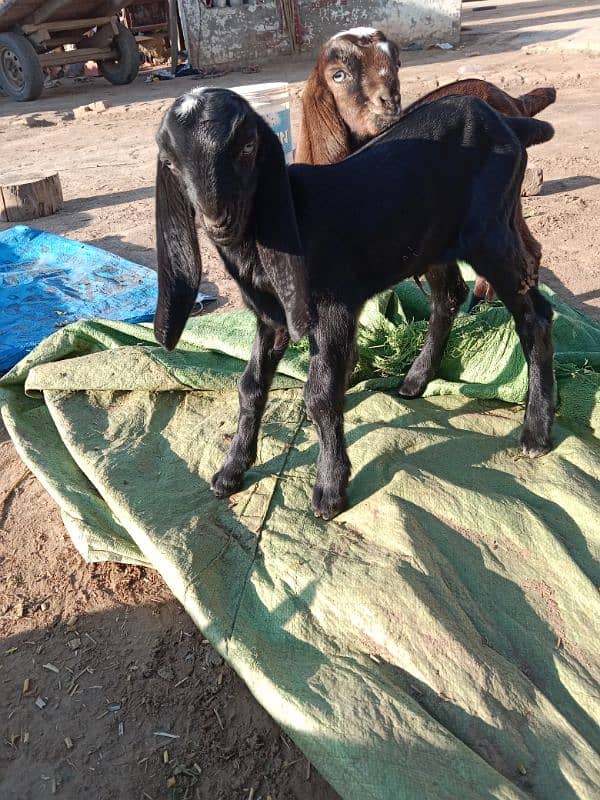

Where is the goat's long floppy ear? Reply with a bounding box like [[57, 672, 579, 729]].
[[154, 158, 202, 351], [295, 70, 350, 165], [253, 114, 311, 342]]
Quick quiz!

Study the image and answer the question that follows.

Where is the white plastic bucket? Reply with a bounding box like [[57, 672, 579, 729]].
[[232, 82, 293, 164]]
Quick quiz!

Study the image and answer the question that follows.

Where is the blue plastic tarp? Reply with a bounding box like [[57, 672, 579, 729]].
[[0, 225, 211, 374]]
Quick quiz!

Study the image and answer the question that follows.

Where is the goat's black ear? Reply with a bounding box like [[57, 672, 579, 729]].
[[295, 71, 350, 165], [253, 115, 311, 342], [154, 158, 202, 351]]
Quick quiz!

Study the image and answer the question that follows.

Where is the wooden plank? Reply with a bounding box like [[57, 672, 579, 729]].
[[38, 34, 87, 48], [30, 0, 73, 26], [38, 47, 116, 66], [22, 17, 112, 34], [169, 0, 178, 74], [131, 24, 168, 34], [0, 1, 131, 31], [0, 172, 63, 223]]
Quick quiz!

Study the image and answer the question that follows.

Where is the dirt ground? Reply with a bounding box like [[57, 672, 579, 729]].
[[1, 1, 599, 798]]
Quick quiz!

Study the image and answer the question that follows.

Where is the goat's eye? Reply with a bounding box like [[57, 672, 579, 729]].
[[332, 70, 347, 83], [161, 158, 173, 169], [240, 141, 255, 156]]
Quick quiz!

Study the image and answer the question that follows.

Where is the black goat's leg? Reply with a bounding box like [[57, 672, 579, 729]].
[[470, 235, 554, 456], [304, 304, 356, 520], [493, 284, 554, 455], [211, 321, 289, 497], [399, 262, 468, 398]]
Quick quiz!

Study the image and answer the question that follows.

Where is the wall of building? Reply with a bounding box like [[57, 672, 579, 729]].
[[300, 0, 461, 50], [179, 0, 461, 69]]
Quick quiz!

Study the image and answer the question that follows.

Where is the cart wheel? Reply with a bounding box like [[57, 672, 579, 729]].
[[0, 33, 43, 102], [100, 22, 140, 86]]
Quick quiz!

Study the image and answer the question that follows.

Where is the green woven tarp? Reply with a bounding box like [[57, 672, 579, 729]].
[[1, 267, 599, 800]]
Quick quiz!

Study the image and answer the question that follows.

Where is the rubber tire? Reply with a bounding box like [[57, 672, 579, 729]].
[[99, 22, 140, 86], [0, 32, 43, 102]]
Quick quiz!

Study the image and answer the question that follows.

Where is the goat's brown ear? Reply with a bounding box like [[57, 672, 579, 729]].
[[253, 115, 311, 342], [154, 158, 202, 351], [295, 70, 350, 165]]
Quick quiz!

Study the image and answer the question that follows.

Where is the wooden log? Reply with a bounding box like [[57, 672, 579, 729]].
[[0, 172, 63, 222], [169, 0, 178, 75], [29, 0, 73, 26], [22, 17, 113, 34], [521, 166, 544, 197], [38, 47, 117, 67]]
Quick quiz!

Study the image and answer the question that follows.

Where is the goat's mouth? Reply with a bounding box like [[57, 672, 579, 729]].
[[206, 228, 240, 246], [201, 212, 243, 246], [371, 108, 402, 130]]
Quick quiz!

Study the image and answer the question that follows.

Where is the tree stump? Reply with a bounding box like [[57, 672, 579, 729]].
[[0, 171, 63, 222]]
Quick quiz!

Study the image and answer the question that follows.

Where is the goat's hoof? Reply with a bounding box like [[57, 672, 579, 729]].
[[311, 486, 348, 520], [398, 375, 427, 399], [210, 467, 244, 497], [520, 431, 552, 458]]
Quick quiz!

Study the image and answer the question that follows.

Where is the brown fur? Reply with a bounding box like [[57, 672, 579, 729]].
[[297, 69, 351, 165], [404, 78, 556, 119], [296, 33, 556, 304], [296, 29, 400, 165], [404, 79, 555, 299]]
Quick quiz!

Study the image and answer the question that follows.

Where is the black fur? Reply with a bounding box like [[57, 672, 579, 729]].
[[155, 88, 555, 519]]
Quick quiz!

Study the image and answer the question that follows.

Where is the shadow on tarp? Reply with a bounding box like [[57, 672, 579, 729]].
[[1, 281, 599, 799], [31, 382, 599, 800]]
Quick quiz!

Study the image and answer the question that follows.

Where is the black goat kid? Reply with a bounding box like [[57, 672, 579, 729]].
[[154, 87, 555, 520]]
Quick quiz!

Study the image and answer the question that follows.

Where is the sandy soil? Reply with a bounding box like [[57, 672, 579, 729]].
[[1, 1, 599, 797]]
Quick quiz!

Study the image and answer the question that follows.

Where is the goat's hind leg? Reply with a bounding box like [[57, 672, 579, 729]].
[[305, 304, 356, 520], [399, 262, 468, 398], [211, 321, 289, 497], [502, 285, 554, 455], [472, 258, 554, 455]]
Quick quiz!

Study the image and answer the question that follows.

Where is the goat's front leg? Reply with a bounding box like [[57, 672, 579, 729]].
[[304, 305, 356, 520], [399, 262, 468, 398], [211, 321, 289, 497]]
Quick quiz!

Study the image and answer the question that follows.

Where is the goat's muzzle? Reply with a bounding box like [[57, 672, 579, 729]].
[[370, 90, 402, 121], [202, 211, 227, 230], [372, 107, 402, 133], [201, 205, 246, 246]]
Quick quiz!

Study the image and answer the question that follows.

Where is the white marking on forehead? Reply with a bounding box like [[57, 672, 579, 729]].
[[174, 87, 207, 119], [379, 68, 388, 77], [331, 27, 378, 40], [377, 41, 393, 59]]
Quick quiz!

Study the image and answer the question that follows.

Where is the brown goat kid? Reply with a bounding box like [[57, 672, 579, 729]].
[[296, 28, 401, 165], [296, 28, 557, 305]]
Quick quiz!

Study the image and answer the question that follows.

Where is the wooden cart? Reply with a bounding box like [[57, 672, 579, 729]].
[[0, 1, 141, 101]]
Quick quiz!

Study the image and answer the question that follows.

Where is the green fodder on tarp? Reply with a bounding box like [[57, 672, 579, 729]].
[[1, 266, 599, 800]]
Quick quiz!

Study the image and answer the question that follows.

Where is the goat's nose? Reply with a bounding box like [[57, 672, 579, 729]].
[[378, 92, 394, 110], [377, 92, 401, 115]]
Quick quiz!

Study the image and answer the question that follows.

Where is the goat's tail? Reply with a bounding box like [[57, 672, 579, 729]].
[[506, 116, 555, 148], [517, 86, 557, 117]]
